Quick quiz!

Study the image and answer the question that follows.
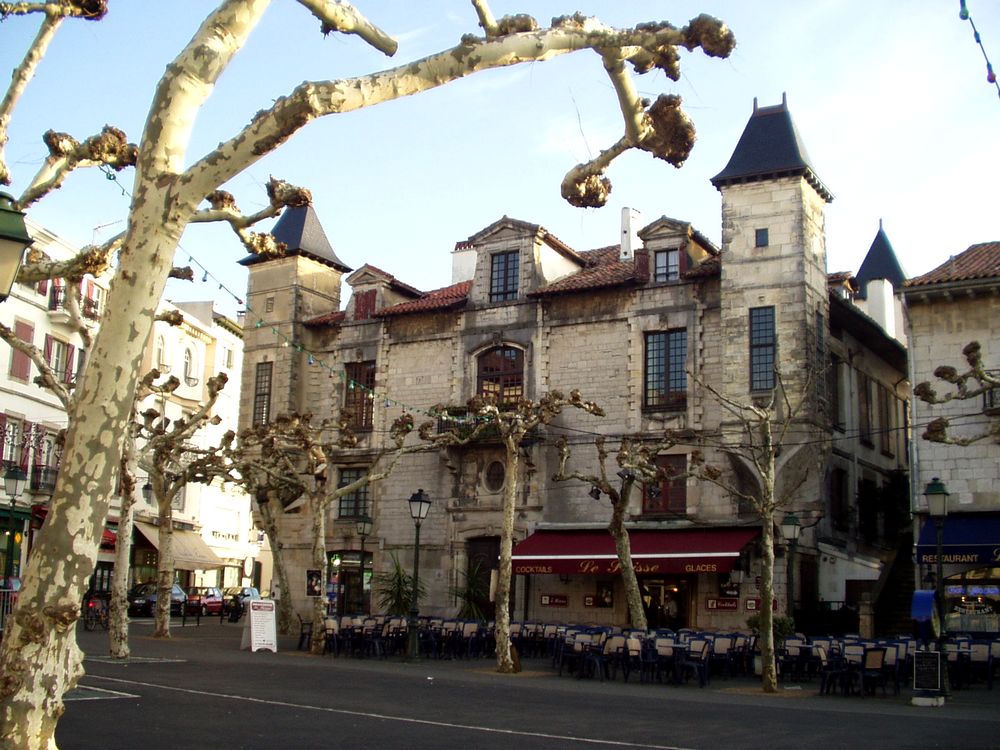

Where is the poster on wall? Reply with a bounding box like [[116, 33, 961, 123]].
[[306, 569, 323, 597], [596, 582, 613, 608]]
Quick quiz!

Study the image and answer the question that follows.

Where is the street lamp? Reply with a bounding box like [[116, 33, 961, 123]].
[[406, 488, 430, 659], [4, 466, 27, 585], [141, 480, 154, 504], [356, 513, 373, 615], [0, 192, 33, 302], [780, 511, 801, 618], [924, 478, 950, 653]]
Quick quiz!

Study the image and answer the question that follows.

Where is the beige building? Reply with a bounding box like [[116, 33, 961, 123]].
[[240, 99, 910, 634], [904, 243, 1000, 636]]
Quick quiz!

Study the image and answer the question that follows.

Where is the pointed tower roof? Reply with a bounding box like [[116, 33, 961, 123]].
[[854, 221, 906, 298], [239, 204, 351, 272], [711, 95, 833, 202]]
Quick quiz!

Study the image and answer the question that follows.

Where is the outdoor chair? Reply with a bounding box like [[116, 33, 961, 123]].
[[296, 614, 312, 651], [708, 636, 735, 679], [677, 639, 711, 687], [849, 647, 887, 696], [322, 617, 339, 656]]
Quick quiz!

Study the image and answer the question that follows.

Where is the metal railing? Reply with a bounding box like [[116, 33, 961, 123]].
[[0, 589, 17, 635]]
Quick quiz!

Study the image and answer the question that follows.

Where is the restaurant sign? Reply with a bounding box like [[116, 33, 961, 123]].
[[540, 593, 568, 607], [706, 597, 739, 611], [745, 597, 778, 612]]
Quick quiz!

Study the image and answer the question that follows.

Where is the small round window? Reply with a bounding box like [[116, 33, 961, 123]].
[[484, 461, 506, 492]]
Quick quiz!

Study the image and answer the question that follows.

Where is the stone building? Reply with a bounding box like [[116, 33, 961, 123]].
[[239, 98, 910, 633], [904, 243, 1000, 637]]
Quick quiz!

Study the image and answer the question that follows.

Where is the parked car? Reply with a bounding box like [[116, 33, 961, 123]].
[[223, 586, 260, 616], [127, 583, 187, 617], [185, 586, 224, 616]]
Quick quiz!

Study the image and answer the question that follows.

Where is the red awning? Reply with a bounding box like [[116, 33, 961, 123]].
[[101, 528, 117, 546], [511, 528, 759, 576]]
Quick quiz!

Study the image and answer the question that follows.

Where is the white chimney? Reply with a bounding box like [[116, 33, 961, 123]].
[[620, 207, 642, 261]]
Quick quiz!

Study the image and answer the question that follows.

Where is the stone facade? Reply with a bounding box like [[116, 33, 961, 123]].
[[239, 101, 910, 633]]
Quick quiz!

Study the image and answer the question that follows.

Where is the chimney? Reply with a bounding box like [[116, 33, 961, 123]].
[[620, 207, 642, 262]]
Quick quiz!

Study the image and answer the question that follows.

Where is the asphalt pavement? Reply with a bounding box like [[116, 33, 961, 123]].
[[53, 619, 1000, 750]]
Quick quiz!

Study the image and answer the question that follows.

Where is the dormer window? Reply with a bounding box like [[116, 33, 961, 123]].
[[489, 251, 519, 302], [477, 346, 523, 403], [653, 249, 681, 282]]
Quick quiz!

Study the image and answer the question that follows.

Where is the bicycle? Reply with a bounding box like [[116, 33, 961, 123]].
[[83, 597, 109, 631]]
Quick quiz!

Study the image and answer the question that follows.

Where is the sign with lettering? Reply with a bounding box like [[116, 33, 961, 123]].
[[540, 593, 568, 607], [512, 557, 725, 575], [913, 651, 942, 692], [240, 599, 277, 653], [706, 597, 739, 611], [745, 597, 778, 612]]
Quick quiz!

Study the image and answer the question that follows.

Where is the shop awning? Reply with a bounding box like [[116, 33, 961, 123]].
[[916, 513, 1000, 566], [134, 521, 224, 570], [512, 527, 759, 576]]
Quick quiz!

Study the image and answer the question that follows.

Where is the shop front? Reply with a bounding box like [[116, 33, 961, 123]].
[[511, 527, 759, 628], [326, 550, 372, 617], [916, 512, 1000, 636]]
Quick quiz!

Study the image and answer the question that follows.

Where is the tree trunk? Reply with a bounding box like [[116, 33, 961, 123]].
[[260, 494, 293, 635], [608, 486, 647, 631], [0, 213, 189, 744], [309, 490, 328, 656], [494, 435, 519, 673], [108, 489, 136, 659], [153, 500, 175, 639], [758, 513, 778, 693]]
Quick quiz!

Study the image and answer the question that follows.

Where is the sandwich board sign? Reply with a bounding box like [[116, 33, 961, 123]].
[[241, 599, 277, 653]]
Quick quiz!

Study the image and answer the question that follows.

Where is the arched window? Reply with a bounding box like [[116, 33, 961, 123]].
[[183, 348, 198, 386], [155, 335, 167, 369], [477, 346, 523, 403]]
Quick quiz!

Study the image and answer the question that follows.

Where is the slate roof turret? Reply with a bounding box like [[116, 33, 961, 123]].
[[711, 95, 833, 203], [239, 204, 352, 272]]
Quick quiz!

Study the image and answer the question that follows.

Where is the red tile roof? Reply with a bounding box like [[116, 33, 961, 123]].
[[530, 245, 636, 297], [905, 242, 1000, 287], [376, 280, 473, 317], [303, 310, 346, 327]]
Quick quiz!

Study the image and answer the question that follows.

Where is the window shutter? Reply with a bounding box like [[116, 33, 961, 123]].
[[43, 334, 53, 367], [0, 414, 6, 461], [11, 321, 33, 380], [64, 343, 76, 383], [36, 279, 48, 295]]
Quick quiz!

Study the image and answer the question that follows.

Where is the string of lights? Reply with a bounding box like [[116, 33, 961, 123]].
[[959, 0, 1000, 98]]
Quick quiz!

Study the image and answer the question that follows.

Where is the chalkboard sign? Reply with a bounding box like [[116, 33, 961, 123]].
[[913, 650, 942, 692]]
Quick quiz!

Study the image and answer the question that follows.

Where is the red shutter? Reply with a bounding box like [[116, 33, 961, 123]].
[[36, 279, 48, 295], [64, 343, 76, 383], [678, 243, 689, 274], [0, 415, 6, 461], [11, 321, 33, 380], [43, 334, 53, 367], [354, 289, 376, 321]]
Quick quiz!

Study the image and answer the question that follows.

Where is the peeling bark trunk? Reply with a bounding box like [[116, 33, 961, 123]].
[[608, 487, 647, 631], [153, 498, 175, 639], [493, 435, 518, 674], [308, 490, 328, 656], [758, 513, 778, 693], [108, 489, 136, 659], [260, 495, 292, 635]]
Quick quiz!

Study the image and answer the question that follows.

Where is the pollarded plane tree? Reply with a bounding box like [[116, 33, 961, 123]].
[[132, 370, 230, 639], [216, 411, 421, 648], [685, 369, 825, 693], [422, 390, 604, 673], [914, 341, 1000, 446], [0, 1, 733, 743], [552, 433, 682, 632]]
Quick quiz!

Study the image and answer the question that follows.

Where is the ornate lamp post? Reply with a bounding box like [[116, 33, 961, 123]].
[[141, 480, 154, 505], [4, 466, 27, 585], [0, 192, 33, 302], [780, 511, 801, 619], [406, 489, 430, 659], [924, 478, 950, 653], [356, 513, 373, 615]]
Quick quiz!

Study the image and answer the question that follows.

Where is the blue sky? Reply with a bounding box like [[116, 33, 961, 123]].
[[3, 2, 997, 319]]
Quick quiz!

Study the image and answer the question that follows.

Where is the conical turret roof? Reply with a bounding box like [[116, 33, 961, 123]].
[[711, 95, 833, 203], [855, 222, 906, 298], [239, 204, 351, 272]]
